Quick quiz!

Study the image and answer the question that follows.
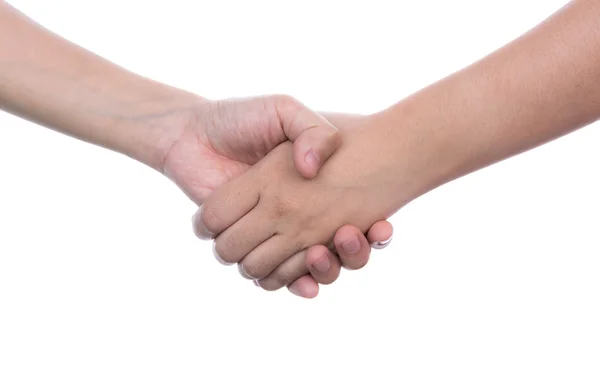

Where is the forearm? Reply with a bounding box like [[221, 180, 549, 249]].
[[0, 2, 198, 170], [380, 0, 600, 201]]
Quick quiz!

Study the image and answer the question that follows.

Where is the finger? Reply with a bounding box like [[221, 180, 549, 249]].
[[367, 220, 394, 249], [305, 245, 342, 285], [286, 275, 320, 299], [293, 126, 341, 179], [333, 225, 372, 270], [257, 245, 341, 294], [271, 95, 341, 179], [192, 172, 259, 240], [238, 235, 301, 280], [256, 251, 309, 292], [214, 208, 276, 274]]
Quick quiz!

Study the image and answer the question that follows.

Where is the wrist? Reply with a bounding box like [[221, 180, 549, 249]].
[[369, 99, 461, 206], [114, 83, 209, 172]]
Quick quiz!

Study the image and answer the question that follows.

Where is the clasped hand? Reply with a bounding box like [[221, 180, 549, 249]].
[[164, 95, 393, 298]]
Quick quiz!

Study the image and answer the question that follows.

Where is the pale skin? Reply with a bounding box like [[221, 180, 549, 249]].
[[0, 1, 394, 298], [197, 0, 600, 291]]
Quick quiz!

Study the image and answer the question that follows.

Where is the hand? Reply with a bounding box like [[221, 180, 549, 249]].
[[195, 113, 406, 292], [0, 2, 393, 297], [159, 95, 394, 297], [283, 219, 393, 298], [163, 95, 340, 203]]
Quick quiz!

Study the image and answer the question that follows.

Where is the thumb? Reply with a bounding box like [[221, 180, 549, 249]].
[[271, 95, 341, 179]]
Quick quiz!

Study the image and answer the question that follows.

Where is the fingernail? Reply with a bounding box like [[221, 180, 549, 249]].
[[341, 237, 361, 254], [304, 149, 320, 169], [253, 279, 260, 287], [311, 254, 331, 273], [372, 235, 393, 250], [212, 242, 232, 265]]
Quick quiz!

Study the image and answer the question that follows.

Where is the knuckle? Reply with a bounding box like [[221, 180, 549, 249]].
[[199, 204, 221, 235], [323, 127, 341, 151], [273, 94, 302, 112], [269, 195, 302, 220], [274, 273, 295, 288], [213, 239, 238, 265], [239, 260, 266, 280], [271, 272, 295, 290], [272, 94, 307, 126], [258, 276, 287, 292], [237, 263, 253, 280], [261, 270, 296, 291], [342, 257, 368, 271], [317, 277, 336, 286]]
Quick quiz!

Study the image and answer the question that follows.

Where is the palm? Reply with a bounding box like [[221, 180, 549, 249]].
[[163, 98, 287, 205]]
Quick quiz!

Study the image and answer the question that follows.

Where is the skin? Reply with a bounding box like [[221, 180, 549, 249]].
[[197, 0, 600, 291], [0, 1, 393, 298]]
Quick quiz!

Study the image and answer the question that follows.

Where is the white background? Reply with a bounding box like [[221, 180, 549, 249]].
[[1, 0, 598, 374]]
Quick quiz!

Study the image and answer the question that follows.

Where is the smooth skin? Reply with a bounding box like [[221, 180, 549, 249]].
[[198, 0, 600, 291], [0, 1, 393, 298]]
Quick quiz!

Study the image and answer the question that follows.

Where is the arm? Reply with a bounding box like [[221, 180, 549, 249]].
[[0, 1, 186, 170], [0, 1, 341, 177], [381, 0, 600, 202], [0, 1, 393, 298], [197, 0, 600, 290]]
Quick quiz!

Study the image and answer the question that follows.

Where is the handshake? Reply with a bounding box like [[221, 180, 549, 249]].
[[159, 95, 413, 299], [3, 0, 596, 300]]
